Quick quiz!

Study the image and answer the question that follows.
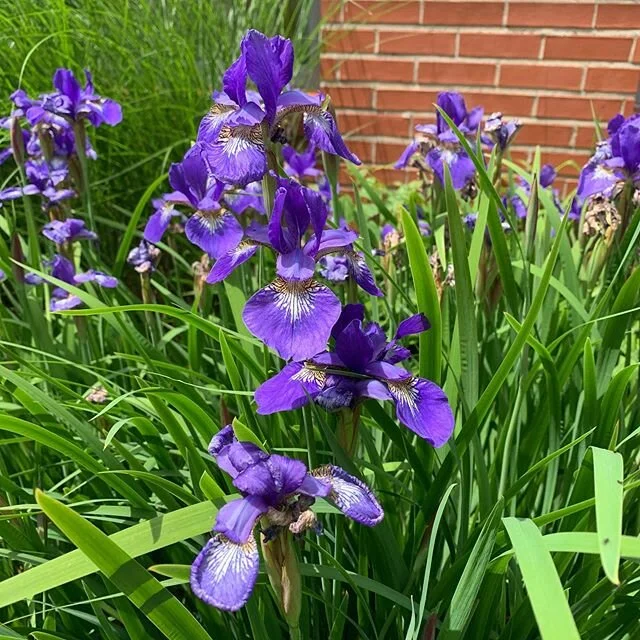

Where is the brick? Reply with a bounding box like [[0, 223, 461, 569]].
[[340, 112, 411, 138], [377, 88, 438, 111], [378, 30, 456, 55], [515, 123, 573, 147], [418, 61, 496, 85], [322, 28, 376, 54], [459, 33, 541, 59], [585, 67, 639, 93], [340, 58, 414, 82], [499, 64, 583, 91], [634, 39, 640, 63], [343, 0, 421, 24], [539, 151, 588, 177], [423, 2, 504, 26], [508, 3, 594, 28], [321, 86, 374, 109], [376, 142, 414, 164], [537, 96, 624, 121], [575, 126, 599, 150], [342, 139, 374, 162], [369, 167, 415, 184], [320, 0, 343, 21], [596, 4, 640, 29], [320, 58, 341, 82], [464, 92, 535, 116], [545, 37, 633, 62]]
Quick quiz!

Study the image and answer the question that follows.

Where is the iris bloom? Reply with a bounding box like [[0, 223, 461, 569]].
[[484, 112, 522, 151], [395, 92, 480, 190], [227, 181, 265, 216], [283, 143, 322, 179], [42, 218, 97, 243], [196, 29, 359, 186], [127, 240, 161, 273], [190, 425, 383, 611], [33, 69, 122, 128], [255, 304, 455, 447], [143, 143, 243, 258], [26, 254, 117, 311], [208, 177, 380, 360], [577, 113, 640, 201], [0, 158, 74, 206]]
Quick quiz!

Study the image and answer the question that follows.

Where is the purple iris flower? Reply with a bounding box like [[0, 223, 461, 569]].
[[577, 113, 640, 200], [196, 29, 359, 186], [0, 158, 75, 206], [25, 254, 117, 311], [42, 218, 97, 243], [238, 178, 379, 360], [395, 92, 479, 190], [127, 240, 161, 273], [31, 69, 122, 128], [484, 112, 522, 151], [283, 143, 322, 179], [227, 181, 266, 216], [255, 304, 455, 447], [190, 425, 383, 612], [143, 143, 243, 258], [319, 254, 349, 282]]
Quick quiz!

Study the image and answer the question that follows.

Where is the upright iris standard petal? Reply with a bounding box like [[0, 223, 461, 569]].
[[394, 140, 420, 169], [395, 313, 430, 339], [539, 164, 557, 189], [331, 303, 365, 340], [206, 241, 259, 285], [334, 319, 375, 371], [223, 55, 248, 107], [242, 277, 342, 361], [255, 362, 326, 414], [618, 114, 640, 173], [242, 30, 293, 122], [310, 465, 384, 526], [184, 210, 244, 259], [143, 199, 181, 243], [190, 535, 260, 612], [437, 91, 467, 130], [386, 376, 454, 447], [214, 496, 269, 544], [427, 147, 475, 190]]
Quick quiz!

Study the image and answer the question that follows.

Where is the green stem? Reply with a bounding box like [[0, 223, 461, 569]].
[[73, 120, 94, 231]]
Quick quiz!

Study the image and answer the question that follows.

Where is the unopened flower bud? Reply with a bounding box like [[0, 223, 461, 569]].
[[10, 117, 25, 166]]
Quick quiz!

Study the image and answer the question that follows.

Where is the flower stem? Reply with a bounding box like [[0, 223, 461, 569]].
[[73, 120, 95, 232], [337, 406, 361, 457]]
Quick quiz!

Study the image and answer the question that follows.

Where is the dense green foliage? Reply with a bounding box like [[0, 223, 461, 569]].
[[1, 3, 640, 640]]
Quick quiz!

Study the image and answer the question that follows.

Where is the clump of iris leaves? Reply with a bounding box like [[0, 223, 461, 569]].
[[1, 2, 640, 640]]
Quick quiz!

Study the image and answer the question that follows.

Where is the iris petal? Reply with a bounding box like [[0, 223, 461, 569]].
[[190, 534, 260, 611], [214, 495, 268, 544], [206, 124, 266, 186], [386, 376, 454, 447], [310, 465, 384, 526], [207, 241, 259, 285], [243, 277, 341, 361], [185, 210, 244, 259], [255, 361, 326, 414]]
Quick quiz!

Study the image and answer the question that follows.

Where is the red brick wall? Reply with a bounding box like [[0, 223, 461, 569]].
[[320, 0, 640, 189]]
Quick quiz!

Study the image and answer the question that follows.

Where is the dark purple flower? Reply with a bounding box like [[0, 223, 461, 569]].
[[427, 146, 475, 190], [227, 181, 266, 216], [190, 426, 383, 611], [240, 179, 379, 360], [25, 254, 117, 311], [35, 69, 122, 127], [0, 158, 75, 206], [127, 240, 161, 273], [577, 114, 640, 201], [42, 218, 97, 243], [196, 29, 359, 186], [143, 144, 243, 258], [484, 112, 522, 151], [283, 143, 322, 179], [255, 304, 455, 447]]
